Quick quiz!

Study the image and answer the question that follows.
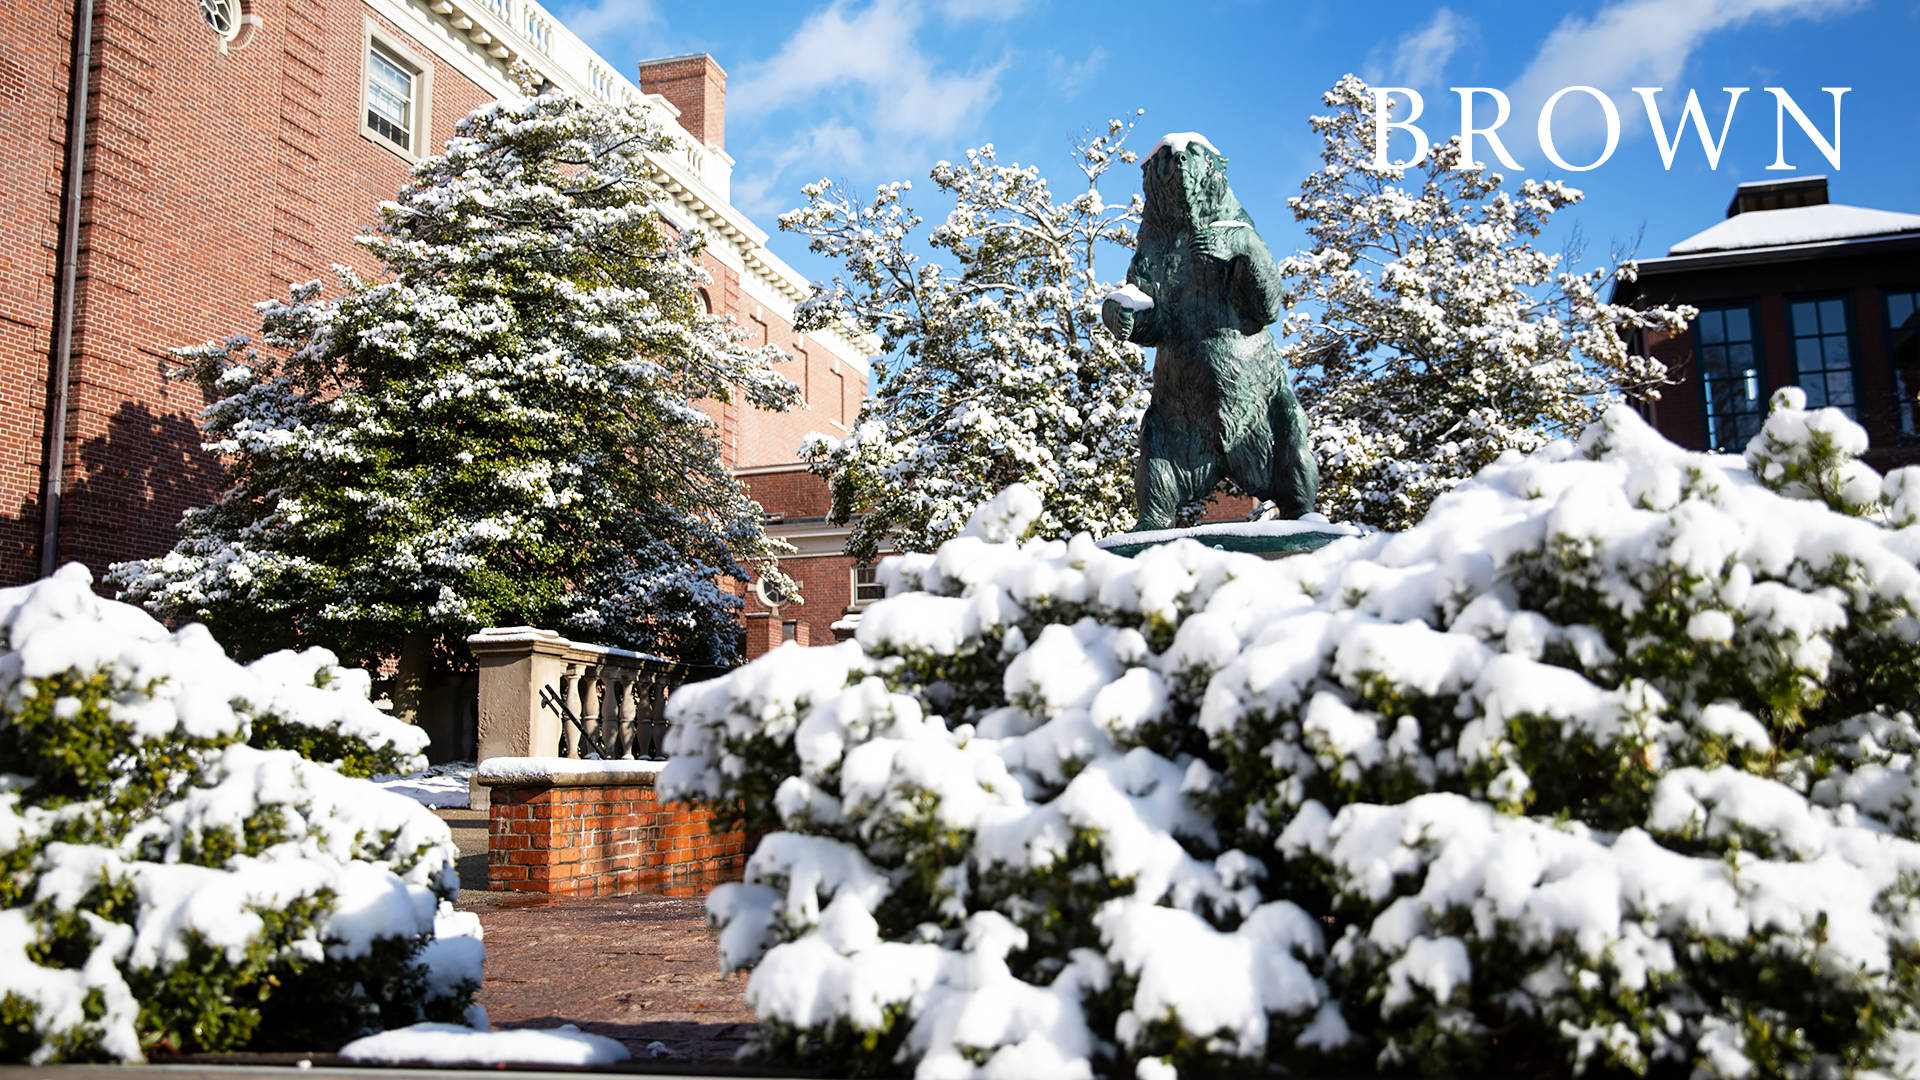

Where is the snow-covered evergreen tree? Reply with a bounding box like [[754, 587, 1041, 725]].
[[110, 71, 797, 672], [785, 118, 1151, 563], [1281, 75, 1692, 530]]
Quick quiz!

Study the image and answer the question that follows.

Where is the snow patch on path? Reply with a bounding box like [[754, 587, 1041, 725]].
[[373, 762, 473, 809], [339, 1022, 632, 1066]]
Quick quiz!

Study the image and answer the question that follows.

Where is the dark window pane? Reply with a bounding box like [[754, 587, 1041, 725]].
[[367, 110, 409, 150], [1698, 305, 1765, 453], [1795, 338, 1821, 374], [1792, 301, 1818, 333], [1803, 380, 1829, 408], [1820, 298, 1846, 330], [1823, 335, 1851, 368], [1827, 371, 1853, 405], [1891, 293, 1917, 330]]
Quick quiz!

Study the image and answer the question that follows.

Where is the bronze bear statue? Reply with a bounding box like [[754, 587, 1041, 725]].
[[1102, 134, 1318, 531]]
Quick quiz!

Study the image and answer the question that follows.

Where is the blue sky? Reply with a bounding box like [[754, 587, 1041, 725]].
[[549, 0, 1919, 289]]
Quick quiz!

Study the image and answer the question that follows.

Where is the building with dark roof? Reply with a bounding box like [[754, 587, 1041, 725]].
[[1613, 176, 1920, 466]]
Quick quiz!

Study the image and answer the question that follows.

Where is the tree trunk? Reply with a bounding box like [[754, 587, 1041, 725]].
[[391, 629, 431, 727]]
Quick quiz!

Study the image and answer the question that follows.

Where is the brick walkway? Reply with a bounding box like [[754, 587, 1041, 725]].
[[438, 809, 763, 1068]]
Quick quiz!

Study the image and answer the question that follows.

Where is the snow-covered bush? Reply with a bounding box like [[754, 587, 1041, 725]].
[[662, 394, 1920, 1079], [1, 567, 478, 1063]]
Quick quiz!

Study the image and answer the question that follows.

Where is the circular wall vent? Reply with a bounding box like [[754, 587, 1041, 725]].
[[201, 0, 241, 40], [755, 575, 791, 608]]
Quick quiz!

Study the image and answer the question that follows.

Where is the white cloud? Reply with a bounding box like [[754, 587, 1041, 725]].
[[730, 0, 1004, 141], [731, 120, 874, 217], [1048, 47, 1108, 98], [547, 0, 660, 49], [1504, 0, 1865, 144], [937, 0, 1028, 20], [1365, 7, 1468, 89], [723, 0, 1033, 224]]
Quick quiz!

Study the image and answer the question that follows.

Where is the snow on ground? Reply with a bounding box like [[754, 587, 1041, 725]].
[[338, 1022, 631, 1066], [372, 762, 474, 809]]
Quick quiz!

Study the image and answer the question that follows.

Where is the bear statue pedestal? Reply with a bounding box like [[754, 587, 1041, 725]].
[[1094, 519, 1365, 559]]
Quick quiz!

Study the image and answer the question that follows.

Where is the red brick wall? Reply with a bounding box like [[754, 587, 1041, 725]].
[[1201, 492, 1260, 521], [687, 253, 869, 475], [736, 318, 865, 468], [0, 4, 70, 581], [486, 776, 748, 896], [741, 466, 833, 518], [739, 552, 862, 657], [0, 0, 497, 586]]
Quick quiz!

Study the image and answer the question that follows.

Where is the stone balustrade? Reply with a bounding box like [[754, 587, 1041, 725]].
[[464, 626, 727, 806]]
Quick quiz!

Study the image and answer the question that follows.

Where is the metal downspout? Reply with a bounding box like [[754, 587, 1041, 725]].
[[40, 0, 94, 578]]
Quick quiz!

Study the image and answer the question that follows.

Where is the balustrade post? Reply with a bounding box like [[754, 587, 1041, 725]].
[[637, 675, 653, 756], [612, 673, 637, 758], [466, 626, 575, 805], [578, 664, 603, 756], [557, 663, 581, 757], [648, 669, 671, 757]]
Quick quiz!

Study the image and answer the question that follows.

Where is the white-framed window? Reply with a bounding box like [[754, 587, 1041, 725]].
[[201, 0, 241, 41], [754, 575, 792, 608], [360, 20, 432, 161], [199, 0, 260, 52], [851, 564, 885, 607]]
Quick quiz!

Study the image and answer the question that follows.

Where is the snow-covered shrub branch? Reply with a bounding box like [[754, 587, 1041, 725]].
[[1282, 75, 1694, 530], [662, 393, 1920, 1079], [784, 117, 1153, 562], [1, 567, 479, 1063], [110, 69, 796, 671]]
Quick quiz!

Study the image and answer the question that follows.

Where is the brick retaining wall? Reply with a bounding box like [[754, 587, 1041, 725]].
[[480, 763, 747, 896]]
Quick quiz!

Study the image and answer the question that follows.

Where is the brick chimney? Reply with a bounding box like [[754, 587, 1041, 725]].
[[636, 53, 726, 151]]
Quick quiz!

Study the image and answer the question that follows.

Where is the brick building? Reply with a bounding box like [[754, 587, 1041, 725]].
[[3, 0, 881, 655], [1614, 176, 1920, 467]]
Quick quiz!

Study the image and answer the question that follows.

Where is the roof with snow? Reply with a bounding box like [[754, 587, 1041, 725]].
[[1668, 202, 1920, 255]]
